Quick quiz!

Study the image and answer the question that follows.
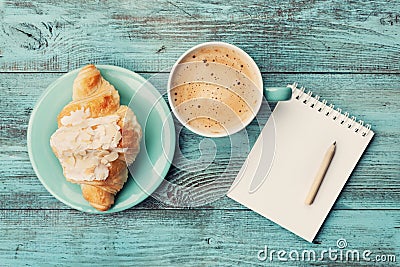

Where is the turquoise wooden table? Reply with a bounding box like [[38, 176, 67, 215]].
[[0, 0, 399, 266]]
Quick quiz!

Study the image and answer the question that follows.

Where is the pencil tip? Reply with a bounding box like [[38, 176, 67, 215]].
[[333, 141, 336, 145]]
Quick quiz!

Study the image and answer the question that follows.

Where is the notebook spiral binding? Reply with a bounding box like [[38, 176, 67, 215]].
[[288, 82, 372, 137]]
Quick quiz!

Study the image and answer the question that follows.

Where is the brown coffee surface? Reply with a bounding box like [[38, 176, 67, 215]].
[[170, 82, 251, 122], [187, 117, 225, 136], [180, 45, 259, 83], [171, 44, 261, 135]]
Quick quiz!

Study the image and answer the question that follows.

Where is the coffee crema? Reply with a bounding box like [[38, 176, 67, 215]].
[[169, 44, 263, 136]]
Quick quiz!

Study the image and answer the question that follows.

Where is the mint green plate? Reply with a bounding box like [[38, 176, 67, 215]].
[[28, 65, 176, 213]]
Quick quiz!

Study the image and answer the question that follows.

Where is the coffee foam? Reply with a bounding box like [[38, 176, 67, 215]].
[[170, 82, 251, 121], [170, 45, 262, 136], [180, 45, 260, 84]]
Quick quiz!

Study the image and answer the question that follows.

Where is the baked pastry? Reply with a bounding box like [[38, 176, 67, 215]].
[[50, 64, 142, 211]]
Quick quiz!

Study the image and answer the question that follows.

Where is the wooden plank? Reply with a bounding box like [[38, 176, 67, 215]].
[[1, 0, 400, 73], [0, 72, 398, 210], [0, 209, 398, 266]]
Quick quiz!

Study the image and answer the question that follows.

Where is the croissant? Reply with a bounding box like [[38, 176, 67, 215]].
[[50, 64, 142, 211]]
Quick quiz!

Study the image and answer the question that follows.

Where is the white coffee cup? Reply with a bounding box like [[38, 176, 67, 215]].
[[168, 42, 290, 137]]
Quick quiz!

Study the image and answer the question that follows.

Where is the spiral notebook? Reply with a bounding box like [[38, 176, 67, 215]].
[[227, 83, 374, 242]]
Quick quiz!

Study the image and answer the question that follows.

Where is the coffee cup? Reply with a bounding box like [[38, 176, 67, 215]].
[[168, 42, 291, 137]]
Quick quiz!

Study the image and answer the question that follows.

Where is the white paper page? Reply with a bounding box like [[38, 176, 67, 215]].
[[228, 90, 374, 242]]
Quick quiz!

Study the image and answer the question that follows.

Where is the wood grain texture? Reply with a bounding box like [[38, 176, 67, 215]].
[[0, 0, 400, 73], [1, 0, 399, 265], [0, 209, 398, 266], [1, 72, 399, 210]]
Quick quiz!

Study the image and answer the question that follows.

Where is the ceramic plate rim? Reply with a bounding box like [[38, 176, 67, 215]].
[[27, 65, 176, 213]]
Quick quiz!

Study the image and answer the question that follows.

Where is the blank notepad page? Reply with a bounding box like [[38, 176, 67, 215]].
[[228, 84, 374, 242]]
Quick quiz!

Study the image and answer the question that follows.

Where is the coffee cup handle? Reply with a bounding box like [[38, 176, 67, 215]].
[[264, 86, 292, 101]]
